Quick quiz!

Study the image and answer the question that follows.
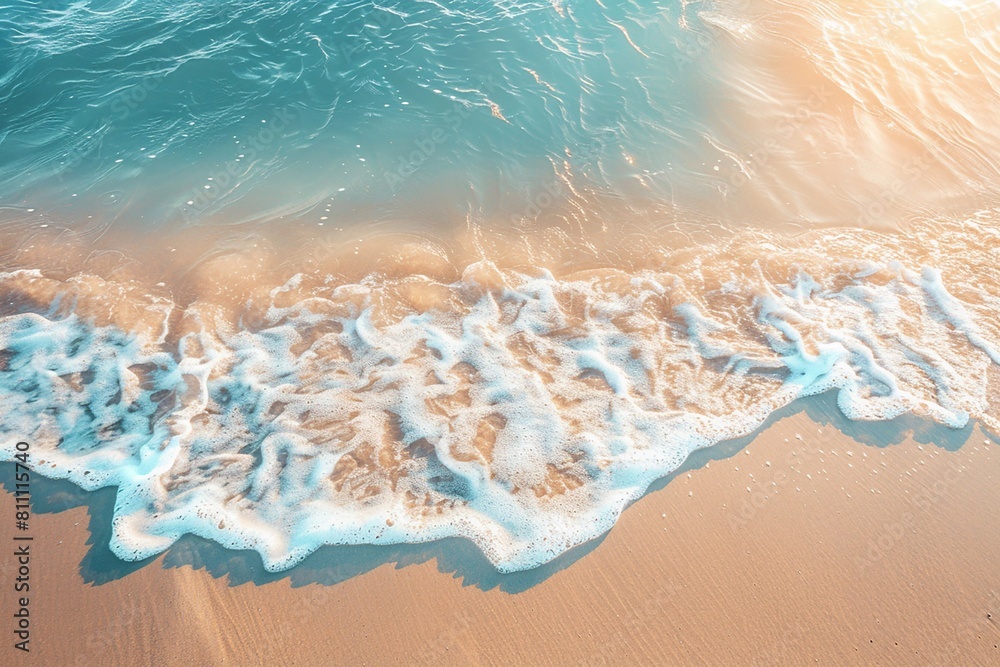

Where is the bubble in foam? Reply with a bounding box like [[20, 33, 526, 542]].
[[0, 219, 998, 572]]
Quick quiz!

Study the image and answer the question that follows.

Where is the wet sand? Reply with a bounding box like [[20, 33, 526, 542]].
[[3, 395, 999, 666]]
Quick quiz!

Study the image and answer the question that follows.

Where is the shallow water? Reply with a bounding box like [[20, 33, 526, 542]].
[[1, 0, 999, 572]]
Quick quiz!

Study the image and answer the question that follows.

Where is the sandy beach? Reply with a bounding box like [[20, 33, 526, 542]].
[[4, 393, 998, 666], [3, 1, 1000, 665]]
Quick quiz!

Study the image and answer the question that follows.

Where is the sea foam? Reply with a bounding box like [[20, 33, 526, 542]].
[[0, 219, 998, 572]]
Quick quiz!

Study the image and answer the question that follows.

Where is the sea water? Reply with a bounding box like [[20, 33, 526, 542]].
[[0, 0, 998, 572]]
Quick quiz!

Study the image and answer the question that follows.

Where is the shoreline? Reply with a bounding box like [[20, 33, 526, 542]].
[[3, 394, 999, 665]]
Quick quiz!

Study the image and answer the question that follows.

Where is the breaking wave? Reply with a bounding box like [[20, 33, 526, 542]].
[[1, 217, 997, 571]]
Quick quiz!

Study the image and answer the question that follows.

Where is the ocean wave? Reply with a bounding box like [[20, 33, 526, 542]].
[[2, 0, 999, 231], [1, 217, 997, 571]]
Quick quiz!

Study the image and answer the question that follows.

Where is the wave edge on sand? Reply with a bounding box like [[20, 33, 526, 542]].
[[1, 215, 998, 572]]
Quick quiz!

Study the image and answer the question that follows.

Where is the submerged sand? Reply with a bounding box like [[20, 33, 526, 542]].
[[3, 396, 999, 666]]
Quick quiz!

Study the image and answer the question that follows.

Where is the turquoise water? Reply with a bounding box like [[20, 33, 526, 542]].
[[0, 0, 999, 572], [5, 1, 1000, 234], [0, 0, 727, 230]]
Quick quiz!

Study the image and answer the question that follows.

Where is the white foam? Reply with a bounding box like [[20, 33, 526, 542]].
[[0, 223, 998, 572]]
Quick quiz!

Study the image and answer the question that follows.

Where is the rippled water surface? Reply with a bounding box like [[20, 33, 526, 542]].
[[0, 0, 998, 572]]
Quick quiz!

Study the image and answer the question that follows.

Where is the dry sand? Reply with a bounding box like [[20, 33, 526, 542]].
[[3, 395, 999, 666]]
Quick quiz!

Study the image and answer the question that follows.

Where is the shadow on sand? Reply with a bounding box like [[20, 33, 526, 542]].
[[2, 391, 994, 593]]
